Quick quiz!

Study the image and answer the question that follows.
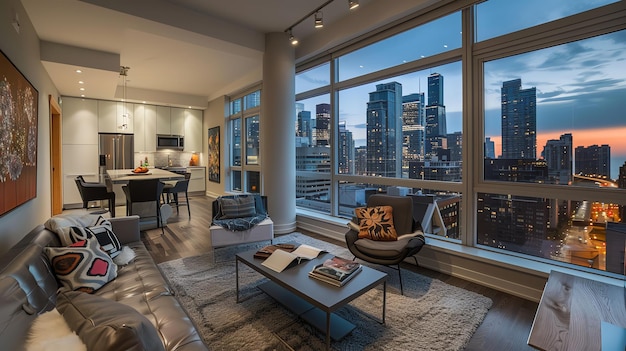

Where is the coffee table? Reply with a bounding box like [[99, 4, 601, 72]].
[[235, 248, 387, 350]]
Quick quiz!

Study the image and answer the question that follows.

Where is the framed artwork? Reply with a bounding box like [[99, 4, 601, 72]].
[[0, 49, 39, 217], [207, 126, 220, 183]]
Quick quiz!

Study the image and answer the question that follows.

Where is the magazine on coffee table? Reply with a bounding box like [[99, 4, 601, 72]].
[[253, 243, 297, 259], [261, 244, 325, 273], [308, 256, 362, 287]]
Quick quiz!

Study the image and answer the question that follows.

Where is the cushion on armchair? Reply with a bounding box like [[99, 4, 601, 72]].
[[218, 196, 256, 219], [354, 205, 398, 241]]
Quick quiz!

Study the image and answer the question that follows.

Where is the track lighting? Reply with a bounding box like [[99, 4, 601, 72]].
[[288, 29, 298, 45], [314, 12, 323, 28], [284, 0, 360, 44]]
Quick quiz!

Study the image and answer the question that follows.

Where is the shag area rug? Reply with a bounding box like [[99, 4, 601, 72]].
[[158, 233, 492, 351]]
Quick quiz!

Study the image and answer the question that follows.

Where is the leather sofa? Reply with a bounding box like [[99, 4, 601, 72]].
[[0, 215, 208, 351]]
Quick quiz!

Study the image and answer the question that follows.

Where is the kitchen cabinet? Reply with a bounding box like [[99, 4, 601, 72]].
[[62, 97, 98, 145], [184, 109, 203, 152], [187, 167, 206, 193], [62, 144, 100, 207], [98, 100, 133, 133], [133, 104, 157, 152], [156, 106, 171, 135], [170, 108, 185, 136]]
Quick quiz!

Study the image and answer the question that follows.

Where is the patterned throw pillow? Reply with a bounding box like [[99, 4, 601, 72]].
[[219, 196, 257, 219], [354, 206, 398, 241], [44, 237, 118, 293], [57, 218, 122, 259]]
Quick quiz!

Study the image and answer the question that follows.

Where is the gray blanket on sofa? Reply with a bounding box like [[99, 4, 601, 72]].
[[211, 214, 267, 231]]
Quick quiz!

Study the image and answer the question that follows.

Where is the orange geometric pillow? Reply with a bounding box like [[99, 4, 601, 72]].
[[354, 206, 397, 241]]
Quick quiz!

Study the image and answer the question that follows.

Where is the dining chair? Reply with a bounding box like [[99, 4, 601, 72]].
[[74, 176, 116, 217], [162, 173, 191, 218], [122, 179, 165, 234]]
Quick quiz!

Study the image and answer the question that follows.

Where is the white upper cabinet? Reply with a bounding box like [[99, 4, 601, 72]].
[[133, 104, 157, 152], [170, 107, 185, 136], [98, 100, 133, 133], [184, 109, 203, 152], [156, 106, 171, 135], [62, 97, 99, 145]]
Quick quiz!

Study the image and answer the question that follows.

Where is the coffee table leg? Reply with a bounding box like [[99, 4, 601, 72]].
[[326, 311, 331, 351], [236, 258, 240, 303], [382, 281, 386, 324]]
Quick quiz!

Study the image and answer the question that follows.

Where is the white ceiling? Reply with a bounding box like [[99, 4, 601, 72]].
[[19, 0, 432, 109]]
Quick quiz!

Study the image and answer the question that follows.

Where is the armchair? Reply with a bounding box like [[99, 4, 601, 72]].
[[209, 194, 273, 250], [345, 194, 425, 295]]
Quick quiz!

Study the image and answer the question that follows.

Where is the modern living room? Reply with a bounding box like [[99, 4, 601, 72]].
[[1, 0, 625, 350]]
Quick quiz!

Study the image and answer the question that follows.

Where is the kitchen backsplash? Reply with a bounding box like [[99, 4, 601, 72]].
[[134, 151, 202, 168]]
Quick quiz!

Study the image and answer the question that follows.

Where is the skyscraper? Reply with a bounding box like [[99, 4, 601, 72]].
[[575, 144, 611, 178], [366, 82, 402, 177], [338, 121, 355, 174], [315, 103, 331, 147], [296, 109, 312, 147], [542, 133, 573, 185], [402, 93, 426, 167], [425, 73, 447, 159], [485, 137, 495, 159], [501, 79, 536, 159]]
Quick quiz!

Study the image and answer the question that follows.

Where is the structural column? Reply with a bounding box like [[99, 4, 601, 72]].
[[261, 32, 296, 234]]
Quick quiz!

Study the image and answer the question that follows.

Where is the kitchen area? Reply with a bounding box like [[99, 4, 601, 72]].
[[62, 96, 207, 210]]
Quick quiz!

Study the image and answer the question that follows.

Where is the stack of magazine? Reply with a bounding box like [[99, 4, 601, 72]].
[[309, 256, 362, 287]]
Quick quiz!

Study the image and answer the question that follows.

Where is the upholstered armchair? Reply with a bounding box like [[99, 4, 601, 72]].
[[345, 194, 425, 295]]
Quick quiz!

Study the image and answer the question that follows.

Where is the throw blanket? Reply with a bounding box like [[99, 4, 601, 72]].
[[212, 214, 267, 231]]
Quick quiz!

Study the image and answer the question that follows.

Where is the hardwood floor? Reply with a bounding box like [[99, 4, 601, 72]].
[[140, 195, 539, 351]]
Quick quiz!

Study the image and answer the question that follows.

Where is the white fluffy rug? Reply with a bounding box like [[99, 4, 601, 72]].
[[158, 233, 492, 351]]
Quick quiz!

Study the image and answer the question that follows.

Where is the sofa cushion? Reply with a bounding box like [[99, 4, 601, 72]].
[[56, 290, 165, 351], [59, 225, 123, 259], [219, 196, 256, 219], [44, 238, 117, 293], [355, 205, 398, 241]]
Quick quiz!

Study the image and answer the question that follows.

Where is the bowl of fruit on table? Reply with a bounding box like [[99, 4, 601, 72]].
[[132, 166, 150, 174]]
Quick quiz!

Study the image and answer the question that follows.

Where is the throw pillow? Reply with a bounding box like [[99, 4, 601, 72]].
[[56, 290, 165, 351], [354, 205, 398, 241], [44, 237, 118, 293], [57, 220, 122, 259], [219, 196, 256, 219]]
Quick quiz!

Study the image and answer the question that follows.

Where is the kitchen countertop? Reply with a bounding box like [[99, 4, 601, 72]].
[[105, 168, 185, 183]]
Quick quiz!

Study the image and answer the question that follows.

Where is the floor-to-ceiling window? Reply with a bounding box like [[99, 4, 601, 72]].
[[228, 88, 261, 193], [295, 0, 626, 277]]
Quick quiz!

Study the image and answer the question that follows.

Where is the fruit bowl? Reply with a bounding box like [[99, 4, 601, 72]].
[[132, 167, 149, 173]]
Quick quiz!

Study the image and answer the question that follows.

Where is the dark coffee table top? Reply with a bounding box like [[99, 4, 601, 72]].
[[236, 249, 387, 311]]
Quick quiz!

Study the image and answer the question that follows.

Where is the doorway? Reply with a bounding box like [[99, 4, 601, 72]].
[[49, 95, 62, 215]]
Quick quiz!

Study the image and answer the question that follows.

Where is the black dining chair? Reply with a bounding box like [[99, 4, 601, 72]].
[[162, 173, 191, 218], [122, 179, 165, 234], [74, 176, 116, 217]]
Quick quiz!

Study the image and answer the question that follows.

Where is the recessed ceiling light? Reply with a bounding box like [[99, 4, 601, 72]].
[[142, 101, 146, 104], [81, 94, 85, 97], [79, 87, 85, 91], [75, 69, 82, 73], [78, 81, 84, 84]]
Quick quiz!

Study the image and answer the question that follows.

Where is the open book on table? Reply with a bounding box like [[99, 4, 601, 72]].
[[261, 244, 325, 273]]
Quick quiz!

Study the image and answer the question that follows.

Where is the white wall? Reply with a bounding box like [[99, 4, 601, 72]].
[[0, 0, 60, 255]]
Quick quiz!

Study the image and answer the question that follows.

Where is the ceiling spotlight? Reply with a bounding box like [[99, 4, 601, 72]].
[[288, 29, 298, 45], [349, 0, 359, 10], [314, 11, 323, 28]]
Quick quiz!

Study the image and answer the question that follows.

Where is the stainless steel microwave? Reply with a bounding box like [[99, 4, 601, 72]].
[[157, 134, 184, 150]]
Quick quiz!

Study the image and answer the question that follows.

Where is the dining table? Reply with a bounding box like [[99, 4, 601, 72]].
[[104, 168, 185, 228]]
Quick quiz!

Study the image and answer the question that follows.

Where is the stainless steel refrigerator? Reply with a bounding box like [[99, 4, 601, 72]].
[[99, 133, 134, 206], [99, 133, 134, 171]]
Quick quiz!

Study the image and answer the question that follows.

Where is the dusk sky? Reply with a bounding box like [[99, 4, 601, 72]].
[[296, 0, 625, 179]]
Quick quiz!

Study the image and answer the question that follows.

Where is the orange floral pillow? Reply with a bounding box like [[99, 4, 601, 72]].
[[354, 206, 397, 241]]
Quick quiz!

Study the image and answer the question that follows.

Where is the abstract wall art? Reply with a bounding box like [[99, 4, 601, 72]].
[[0, 50, 39, 217], [207, 126, 220, 183]]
